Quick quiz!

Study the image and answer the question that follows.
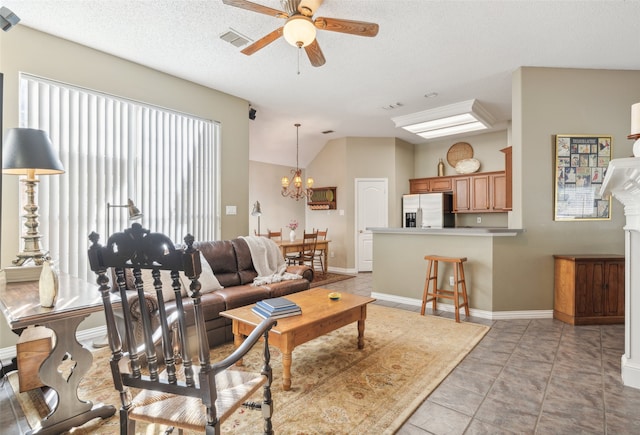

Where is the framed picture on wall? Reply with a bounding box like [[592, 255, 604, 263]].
[[554, 134, 612, 221]]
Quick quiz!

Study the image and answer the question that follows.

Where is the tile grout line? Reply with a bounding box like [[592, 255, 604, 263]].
[[533, 321, 566, 434]]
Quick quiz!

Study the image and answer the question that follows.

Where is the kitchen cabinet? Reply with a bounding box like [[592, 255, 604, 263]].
[[409, 178, 429, 193], [409, 177, 452, 194], [453, 177, 470, 211], [453, 171, 505, 213], [553, 254, 624, 325], [492, 172, 507, 211], [500, 147, 512, 210]]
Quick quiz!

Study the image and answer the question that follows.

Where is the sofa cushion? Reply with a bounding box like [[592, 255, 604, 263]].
[[232, 238, 259, 285], [214, 284, 271, 310], [194, 240, 241, 287]]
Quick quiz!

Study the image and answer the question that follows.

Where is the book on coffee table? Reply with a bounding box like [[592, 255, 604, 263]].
[[252, 304, 301, 319], [256, 297, 298, 312]]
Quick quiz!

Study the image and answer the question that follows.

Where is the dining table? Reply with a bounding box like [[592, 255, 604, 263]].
[[276, 238, 330, 274]]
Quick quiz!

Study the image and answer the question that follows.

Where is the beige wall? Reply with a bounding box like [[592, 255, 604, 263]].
[[488, 67, 638, 311], [0, 27, 250, 348], [248, 160, 307, 236], [414, 129, 510, 178]]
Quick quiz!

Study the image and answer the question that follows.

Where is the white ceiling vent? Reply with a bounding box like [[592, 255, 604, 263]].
[[220, 28, 251, 48]]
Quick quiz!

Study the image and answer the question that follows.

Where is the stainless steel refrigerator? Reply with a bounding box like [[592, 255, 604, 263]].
[[402, 192, 454, 228]]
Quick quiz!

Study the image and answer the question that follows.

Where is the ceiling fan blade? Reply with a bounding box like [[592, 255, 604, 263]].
[[241, 27, 284, 55], [298, 0, 323, 17], [222, 0, 288, 18], [304, 39, 326, 67], [314, 17, 379, 37]]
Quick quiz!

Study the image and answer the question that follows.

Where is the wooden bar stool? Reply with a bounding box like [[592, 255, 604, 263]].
[[421, 255, 470, 322]]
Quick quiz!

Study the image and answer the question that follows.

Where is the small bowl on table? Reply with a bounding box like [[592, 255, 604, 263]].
[[328, 292, 341, 301]]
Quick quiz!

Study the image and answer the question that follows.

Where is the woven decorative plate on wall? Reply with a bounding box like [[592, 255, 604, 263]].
[[446, 142, 474, 167]]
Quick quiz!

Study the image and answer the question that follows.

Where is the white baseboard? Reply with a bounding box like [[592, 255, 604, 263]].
[[327, 266, 359, 275], [371, 292, 553, 320], [621, 355, 640, 389], [1, 325, 108, 365]]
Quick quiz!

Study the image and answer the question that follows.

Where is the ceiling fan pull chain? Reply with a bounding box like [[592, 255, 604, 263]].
[[297, 46, 301, 75]]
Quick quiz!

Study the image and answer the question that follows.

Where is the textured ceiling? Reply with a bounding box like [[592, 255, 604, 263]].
[[3, 0, 640, 167]]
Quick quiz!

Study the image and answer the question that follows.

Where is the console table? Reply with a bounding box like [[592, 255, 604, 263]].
[[0, 273, 117, 434]]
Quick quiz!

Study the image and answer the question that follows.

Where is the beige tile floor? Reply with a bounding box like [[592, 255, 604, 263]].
[[322, 272, 640, 434], [2, 272, 639, 434]]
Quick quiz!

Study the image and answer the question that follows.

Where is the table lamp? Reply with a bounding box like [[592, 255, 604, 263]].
[[2, 128, 64, 266]]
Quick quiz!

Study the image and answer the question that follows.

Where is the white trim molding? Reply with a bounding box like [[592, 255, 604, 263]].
[[601, 156, 640, 390]]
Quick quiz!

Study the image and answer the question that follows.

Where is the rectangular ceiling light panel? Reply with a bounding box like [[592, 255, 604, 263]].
[[392, 99, 495, 140]]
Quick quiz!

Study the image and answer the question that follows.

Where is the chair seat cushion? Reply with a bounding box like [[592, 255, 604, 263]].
[[130, 369, 266, 430]]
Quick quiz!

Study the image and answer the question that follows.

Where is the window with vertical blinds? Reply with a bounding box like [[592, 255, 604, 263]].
[[19, 73, 220, 282]]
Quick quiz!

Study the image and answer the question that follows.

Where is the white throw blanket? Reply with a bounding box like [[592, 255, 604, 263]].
[[240, 236, 303, 286]]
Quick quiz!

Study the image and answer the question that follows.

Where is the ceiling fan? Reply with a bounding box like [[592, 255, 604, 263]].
[[222, 0, 379, 67]]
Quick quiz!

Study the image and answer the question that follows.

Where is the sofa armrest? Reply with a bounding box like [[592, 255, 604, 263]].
[[286, 264, 314, 282]]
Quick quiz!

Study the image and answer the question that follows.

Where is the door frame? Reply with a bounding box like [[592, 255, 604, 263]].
[[354, 178, 388, 272]]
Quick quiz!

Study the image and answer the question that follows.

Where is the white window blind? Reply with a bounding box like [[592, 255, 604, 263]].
[[19, 73, 220, 282]]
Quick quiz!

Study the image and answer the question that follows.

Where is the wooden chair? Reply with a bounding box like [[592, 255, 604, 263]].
[[286, 230, 318, 268], [267, 229, 282, 242], [87, 223, 277, 435], [312, 228, 328, 275]]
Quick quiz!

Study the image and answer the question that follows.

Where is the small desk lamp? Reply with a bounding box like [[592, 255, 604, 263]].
[[2, 128, 64, 266], [251, 200, 262, 235], [106, 199, 143, 236]]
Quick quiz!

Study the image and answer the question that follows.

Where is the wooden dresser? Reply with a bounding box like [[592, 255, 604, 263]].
[[553, 254, 624, 325]]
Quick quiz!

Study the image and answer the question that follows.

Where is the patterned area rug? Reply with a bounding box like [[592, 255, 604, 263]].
[[309, 272, 355, 288], [10, 305, 489, 434]]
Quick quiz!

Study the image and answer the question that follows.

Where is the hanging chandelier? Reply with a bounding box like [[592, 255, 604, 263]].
[[281, 123, 314, 200]]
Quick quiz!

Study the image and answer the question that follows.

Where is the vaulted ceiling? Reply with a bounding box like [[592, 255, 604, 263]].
[[3, 0, 639, 167]]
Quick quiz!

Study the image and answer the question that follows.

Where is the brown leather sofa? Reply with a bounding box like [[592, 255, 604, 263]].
[[117, 237, 313, 349]]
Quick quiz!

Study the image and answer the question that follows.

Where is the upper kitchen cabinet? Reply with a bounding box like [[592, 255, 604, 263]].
[[500, 146, 512, 210], [409, 177, 452, 193], [453, 171, 506, 213]]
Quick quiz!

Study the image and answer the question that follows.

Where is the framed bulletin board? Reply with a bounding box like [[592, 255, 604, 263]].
[[554, 134, 612, 221]]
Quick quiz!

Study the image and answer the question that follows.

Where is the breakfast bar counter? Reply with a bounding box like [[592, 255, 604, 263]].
[[368, 227, 524, 316], [368, 227, 523, 236]]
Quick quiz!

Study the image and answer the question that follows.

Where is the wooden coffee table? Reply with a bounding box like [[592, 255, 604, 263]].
[[220, 288, 375, 391]]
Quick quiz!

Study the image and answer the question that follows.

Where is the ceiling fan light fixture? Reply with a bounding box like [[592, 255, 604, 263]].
[[391, 99, 495, 140], [283, 15, 316, 47]]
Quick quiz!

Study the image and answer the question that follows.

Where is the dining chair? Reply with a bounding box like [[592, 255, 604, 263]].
[[267, 229, 282, 242], [88, 223, 277, 435], [312, 228, 328, 275], [286, 230, 318, 269]]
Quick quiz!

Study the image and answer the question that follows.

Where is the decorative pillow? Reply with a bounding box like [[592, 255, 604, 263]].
[[179, 252, 224, 295], [141, 269, 184, 302], [140, 252, 223, 302]]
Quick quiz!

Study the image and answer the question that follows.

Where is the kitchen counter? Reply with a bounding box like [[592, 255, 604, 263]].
[[368, 227, 523, 236], [370, 227, 524, 314]]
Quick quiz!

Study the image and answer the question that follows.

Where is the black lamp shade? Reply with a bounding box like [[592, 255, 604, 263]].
[[2, 128, 65, 175]]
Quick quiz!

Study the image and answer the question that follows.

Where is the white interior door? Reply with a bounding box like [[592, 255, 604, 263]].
[[356, 178, 388, 272]]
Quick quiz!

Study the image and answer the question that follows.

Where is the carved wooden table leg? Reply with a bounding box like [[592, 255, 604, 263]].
[[282, 352, 292, 391], [28, 315, 115, 435]]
